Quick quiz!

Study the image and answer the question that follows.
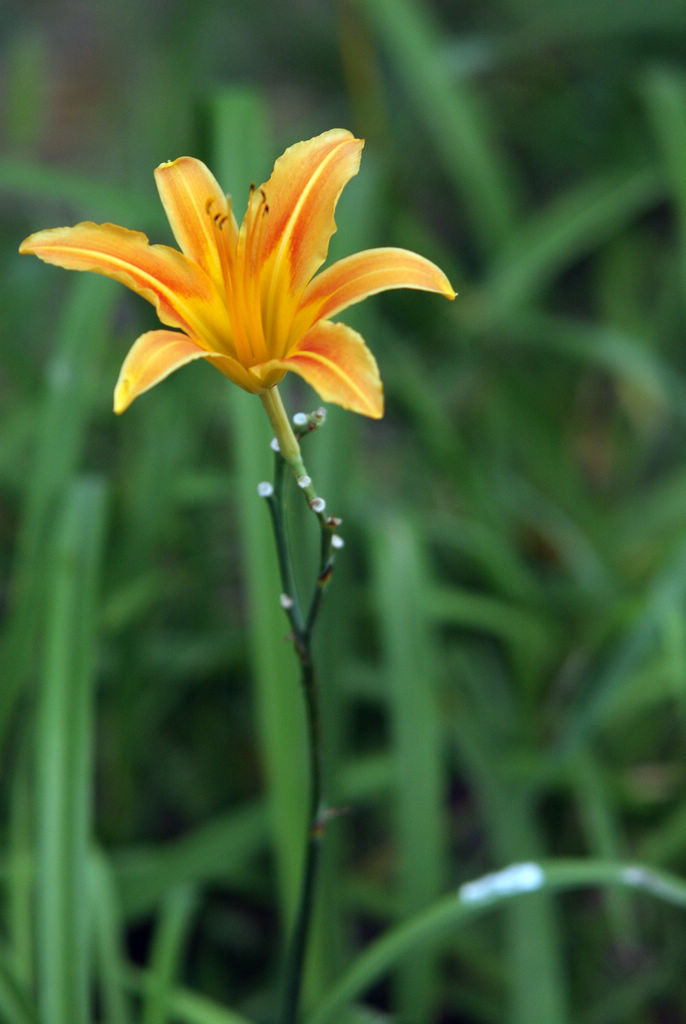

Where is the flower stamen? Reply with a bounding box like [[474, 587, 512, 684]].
[[204, 195, 239, 359]]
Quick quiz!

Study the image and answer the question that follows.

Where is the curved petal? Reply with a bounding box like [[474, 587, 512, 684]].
[[113, 330, 269, 411], [20, 222, 233, 349], [257, 131, 364, 343], [114, 330, 214, 413], [155, 157, 238, 289], [276, 319, 383, 418], [294, 246, 456, 337]]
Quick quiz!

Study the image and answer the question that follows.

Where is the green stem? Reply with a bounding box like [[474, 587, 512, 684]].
[[260, 387, 306, 475], [278, 648, 324, 1024], [264, 453, 305, 636], [260, 388, 326, 515], [258, 388, 338, 1024]]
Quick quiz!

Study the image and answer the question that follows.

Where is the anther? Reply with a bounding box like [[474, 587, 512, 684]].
[[205, 197, 214, 214], [326, 515, 343, 528]]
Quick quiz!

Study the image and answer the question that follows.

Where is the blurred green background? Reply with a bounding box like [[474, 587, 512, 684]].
[[5, 0, 686, 1021]]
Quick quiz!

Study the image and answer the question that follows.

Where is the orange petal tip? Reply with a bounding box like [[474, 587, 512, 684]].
[[19, 234, 39, 255], [113, 391, 128, 415], [283, 320, 384, 419], [154, 156, 198, 176]]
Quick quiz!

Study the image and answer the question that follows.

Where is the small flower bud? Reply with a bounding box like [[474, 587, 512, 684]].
[[270, 437, 280, 453], [293, 412, 308, 427], [310, 496, 326, 513], [257, 481, 273, 498], [279, 593, 294, 609], [331, 534, 345, 549], [297, 474, 312, 489], [326, 515, 343, 528]]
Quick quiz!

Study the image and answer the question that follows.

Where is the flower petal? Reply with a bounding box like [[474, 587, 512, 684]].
[[258, 130, 364, 324], [113, 329, 276, 411], [275, 319, 383, 418], [112, 325, 272, 409], [294, 247, 456, 337], [114, 330, 214, 413], [154, 157, 238, 289], [20, 222, 232, 348]]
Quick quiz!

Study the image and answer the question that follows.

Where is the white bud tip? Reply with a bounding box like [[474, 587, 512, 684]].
[[257, 481, 273, 498], [297, 474, 312, 489], [310, 496, 326, 513], [293, 412, 308, 426], [279, 593, 294, 609], [331, 534, 345, 549], [270, 437, 280, 452]]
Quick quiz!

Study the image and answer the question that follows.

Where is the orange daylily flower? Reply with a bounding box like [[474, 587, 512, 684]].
[[20, 129, 455, 418]]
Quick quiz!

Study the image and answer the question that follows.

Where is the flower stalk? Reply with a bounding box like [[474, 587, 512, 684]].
[[259, 397, 338, 1024], [260, 387, 308, 483]]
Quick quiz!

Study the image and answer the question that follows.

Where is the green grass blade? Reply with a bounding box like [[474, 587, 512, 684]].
[[583, 963, 677, 1024], [500, 0, 686, 54], [141, 886, 198, 1024], [568, 748, 637, 944], [0, 276, 116, 748], [425, 584, 555, 671], [1, 158, 158, 222], [112, 802, 267, 918], [371, 517, 445, 1022], [485, 792, 569, 1024], [106, 749, 392, 923], [562, 535, 686, 750], [358, 0, 519, 254], [89, 850, 133, 1024], [493, 309, 686, 417], [443, 655, 568, 1021], [0, 949, 37, 1024], [640, 65, 686, 297], [35, 475, 108, 1024], [481, 166, 661, 317], [305, 859, 686, 1024], [124, 969, 254, 1024], [641, 798, 686, 865], [7, 751, 33, 991]]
